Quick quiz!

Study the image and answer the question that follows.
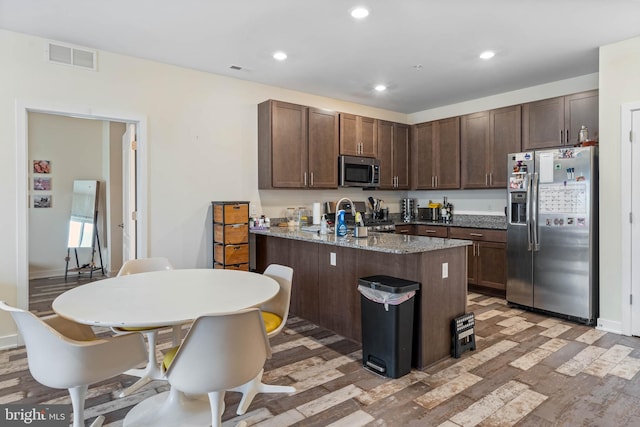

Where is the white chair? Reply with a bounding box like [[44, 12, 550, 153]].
[[115, 257, 180, 397], [232, 264, 295, 415], [161, 308, 273, 427], [0, 301, 146, 427]]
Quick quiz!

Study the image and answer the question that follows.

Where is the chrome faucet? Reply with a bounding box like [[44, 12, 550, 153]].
[[335, 197, 356, 236]]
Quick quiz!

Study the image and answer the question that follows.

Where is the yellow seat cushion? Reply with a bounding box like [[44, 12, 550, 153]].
[[262, 311, 282, 334], [162, 346, 180, 371]]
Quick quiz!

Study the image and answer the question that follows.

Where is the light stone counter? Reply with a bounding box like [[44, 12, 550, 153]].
[[251, 226, 471, 254]]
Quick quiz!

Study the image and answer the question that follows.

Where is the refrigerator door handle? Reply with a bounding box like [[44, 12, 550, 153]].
[[531, 172, 540, 251], [526, 173, 533, 251]]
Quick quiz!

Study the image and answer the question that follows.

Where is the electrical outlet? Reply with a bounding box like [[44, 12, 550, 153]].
[[330, 252, 336, 266], [442, 262, 448, 278]]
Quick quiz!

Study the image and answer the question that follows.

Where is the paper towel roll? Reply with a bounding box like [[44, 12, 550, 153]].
[[312, 202, 321, 225]]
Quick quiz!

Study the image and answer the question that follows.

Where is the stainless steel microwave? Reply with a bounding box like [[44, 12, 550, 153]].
[[338, 155, 380, 187]]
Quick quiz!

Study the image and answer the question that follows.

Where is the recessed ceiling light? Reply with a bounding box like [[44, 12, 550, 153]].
[[479, 50, 495, 60], [273, 51, 287, 61], [350, 7, 369, 19], [374, 84, 387, 92]]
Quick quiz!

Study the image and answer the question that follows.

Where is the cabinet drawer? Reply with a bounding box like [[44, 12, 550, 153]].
[[214, 224, 248, 244], [214, 203, 248, 224], [395, 224, 416, 235], [449, 227, 506, 243], [416, 225, 449, 238], [214, 243, 249, 265], [214, 263, 249, 271]]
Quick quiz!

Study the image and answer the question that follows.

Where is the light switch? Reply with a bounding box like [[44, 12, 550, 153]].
[[442, 262, 448, 278], [330, 252, 336, 266]]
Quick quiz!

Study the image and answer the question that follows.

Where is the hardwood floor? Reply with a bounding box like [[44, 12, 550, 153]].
[[3, 278, 640, 426]]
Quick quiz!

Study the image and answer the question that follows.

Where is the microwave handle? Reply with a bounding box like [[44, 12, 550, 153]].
[[370, 164, 376, 183]]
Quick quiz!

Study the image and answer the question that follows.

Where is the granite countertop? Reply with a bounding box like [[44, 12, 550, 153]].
[[251, 227, 471, 254], [402, 214, 507, 230]]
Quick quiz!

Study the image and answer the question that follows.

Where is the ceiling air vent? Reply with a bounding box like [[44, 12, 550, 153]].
[[229, 65, 243, 71], [46, 41, 98, 71]]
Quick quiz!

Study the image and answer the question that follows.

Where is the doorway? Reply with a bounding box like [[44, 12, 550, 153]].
[[15, 101, 148, 311], [624, 103, 640, 335]]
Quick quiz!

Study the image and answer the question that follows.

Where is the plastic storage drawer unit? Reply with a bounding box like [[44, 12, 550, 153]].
[[359, 275, 420, 378]]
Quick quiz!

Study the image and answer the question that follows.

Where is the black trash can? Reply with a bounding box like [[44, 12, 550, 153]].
[[359, 275, 420, 379]]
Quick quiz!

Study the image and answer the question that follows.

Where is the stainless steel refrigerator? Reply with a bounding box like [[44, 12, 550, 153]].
[[506, 146, 598, 324]]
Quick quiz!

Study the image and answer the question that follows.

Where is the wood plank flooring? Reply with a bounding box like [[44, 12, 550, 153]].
[[3, 279, 640, 426]]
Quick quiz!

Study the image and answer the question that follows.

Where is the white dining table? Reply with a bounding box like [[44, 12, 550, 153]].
[[52, 268, 280, 427]]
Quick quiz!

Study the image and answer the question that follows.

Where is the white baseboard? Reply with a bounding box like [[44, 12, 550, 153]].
[[596, 318, 623, 335], [0, 333, 19, 350]]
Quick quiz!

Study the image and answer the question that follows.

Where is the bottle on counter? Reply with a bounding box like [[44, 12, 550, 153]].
[[320, 215, 328, 235], [336, 209, 347, 237]]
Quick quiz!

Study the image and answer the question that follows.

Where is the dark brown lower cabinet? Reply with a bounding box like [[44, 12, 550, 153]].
[[449, 228, 507, 297], [254, 234, 468, 368]]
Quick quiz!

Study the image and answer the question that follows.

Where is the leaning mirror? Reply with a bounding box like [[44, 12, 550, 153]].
[[67, 180, 100, 248]]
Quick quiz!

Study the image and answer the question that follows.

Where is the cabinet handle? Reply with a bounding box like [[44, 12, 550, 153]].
[[566, 129, 570, 145], [303, 172, 307, 186], [477, 243, 480, 257], [435, 176, 438, 187], [231, 224, 243, 228], [489, 173, 493, 185], [310, 172, 314, 187], [470, 233, 483, 237], [425, 230, 436, 234], [398, 229, 409, 234], [560, 130, 563, 143], [431, 176, 434, 187], [232, 205, 241, 210], [485, 174, 488, 185]]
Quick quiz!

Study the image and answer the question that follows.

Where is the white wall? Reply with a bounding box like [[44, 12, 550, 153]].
[[27, 113, 105, 278], [597, 36, 640, 329], [0, 29, 407, 341]]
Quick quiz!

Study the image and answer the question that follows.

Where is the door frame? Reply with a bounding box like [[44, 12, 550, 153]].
[[15, 100, 148, 311], [621, 101, 640, 335]]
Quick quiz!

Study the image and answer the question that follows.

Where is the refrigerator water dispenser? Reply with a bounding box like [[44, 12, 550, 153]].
[[510, 192, 527, 224]]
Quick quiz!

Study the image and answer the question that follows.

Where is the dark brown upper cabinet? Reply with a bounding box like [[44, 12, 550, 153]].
[[339, 113, 377, 157], [258, 100, 338, 189], [378, 121, 410, 190], [523, 90, 598, 150], [461, 105, 521, 188], [412, 117, 460, 190]]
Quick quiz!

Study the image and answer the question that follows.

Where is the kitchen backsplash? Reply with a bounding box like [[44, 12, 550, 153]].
[[254, 188, 507, 219]]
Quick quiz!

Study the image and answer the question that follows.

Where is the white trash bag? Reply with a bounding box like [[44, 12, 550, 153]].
[[358, 285, 416, 311]]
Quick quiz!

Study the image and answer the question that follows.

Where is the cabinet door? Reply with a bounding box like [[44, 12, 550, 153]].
[[565, 90, 598, 146], [339, 113, 359, 155], [377, 120, 394, 189], [359, 116, 378, 157], [393, 123, 410, 189], [270, 101, 308, 188], [436, 117, 461, 189], [489, 105, 522, 188], [308, 107, 339, 188], [461, 111, 490, 188], [412, 122, 435, 189], [523, 96, 565, 150], [476, 241, 507, 291]]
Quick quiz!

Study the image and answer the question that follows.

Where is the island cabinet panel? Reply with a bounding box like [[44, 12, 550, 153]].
[[418, 247, 467, 367], [254, 236, 319, 324], [254, 233, 468, 368]]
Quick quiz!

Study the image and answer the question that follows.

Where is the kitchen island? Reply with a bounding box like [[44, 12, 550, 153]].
[[251, 227, 471, 368]]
